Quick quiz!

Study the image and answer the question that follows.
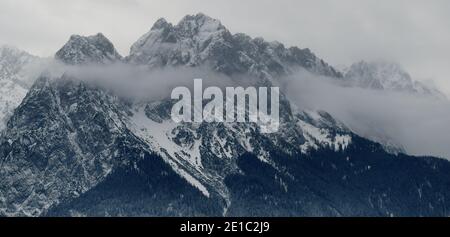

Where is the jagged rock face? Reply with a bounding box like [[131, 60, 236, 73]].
[[45, 127, 450, 217], [0, 46, 38, 82], [127, 13, 341, 79], [128, 14, 239, 71], [55, 33, 122, 64], [344, 61, 445, 98], [232, 34, 341, 78], [2, 13, 450, 217], [0, 46, 40, 130], [0, 75, 135, 216], [0, 75, 352, 216]]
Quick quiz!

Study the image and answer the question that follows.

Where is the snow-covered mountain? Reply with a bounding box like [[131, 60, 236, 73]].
[[127, 13, 341, 79], [55, 33, 122, 64], [0, 33, 123, 130], [1, 14, 450, 217], [343, 61, 446, 98], [0, 45, 40, 130]]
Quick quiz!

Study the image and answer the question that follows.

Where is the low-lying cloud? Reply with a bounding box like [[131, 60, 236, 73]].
[[59, 63, 264, 100], [284, 69, 450, 159], [33, 61, 264, 103], [25, 62, 450, 159]]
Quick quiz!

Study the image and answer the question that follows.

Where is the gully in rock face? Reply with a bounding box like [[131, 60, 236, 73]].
[[171, 79, 280, 133]]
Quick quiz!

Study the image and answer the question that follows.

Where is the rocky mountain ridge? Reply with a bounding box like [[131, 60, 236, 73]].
[[1, 13, 449, 217]]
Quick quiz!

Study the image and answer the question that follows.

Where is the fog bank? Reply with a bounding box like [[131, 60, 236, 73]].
[[285, 70, 450, 159]]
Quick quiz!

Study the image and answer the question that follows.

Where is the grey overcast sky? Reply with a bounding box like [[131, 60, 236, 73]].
[[1, 0, 449, 95]]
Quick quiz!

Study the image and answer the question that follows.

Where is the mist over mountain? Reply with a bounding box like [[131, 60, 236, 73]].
[[343, 61, 446, 99], [1, 13, 450, 217], [284, 68, 450, 158], [0, 45, 41, 130]]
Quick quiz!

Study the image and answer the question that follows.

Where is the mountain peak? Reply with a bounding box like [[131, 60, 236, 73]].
[[0, 44, 35, 60], [0, 45, 37, 80], [352, 60, 405, 73], [344, 60, 445, 98], [176, 13, 226, 36], [127, 14, 340, 78], [0, 44, 22, 54], [345, 60, 413, 89], [128, 13, 232, 67], [179, 12, 216, 24], [179, 13, 218, 24], [151, 18, 172, 30], [55, 33, 122, 65]]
